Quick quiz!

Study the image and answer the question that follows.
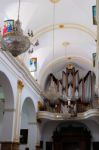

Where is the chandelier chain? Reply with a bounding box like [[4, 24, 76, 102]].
[[18, 0, 21, 20], [52, 2, 56, 70]]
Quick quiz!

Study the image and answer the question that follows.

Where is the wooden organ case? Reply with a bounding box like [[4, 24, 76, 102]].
[[44, 63, 95, 113]]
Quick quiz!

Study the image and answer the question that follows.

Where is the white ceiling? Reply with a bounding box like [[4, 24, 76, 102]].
[[0, 0, 96, 88]]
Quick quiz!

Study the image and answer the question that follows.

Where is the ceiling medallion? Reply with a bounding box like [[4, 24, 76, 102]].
[[59, 24, 64, 29], [50, 0, 60, 3]]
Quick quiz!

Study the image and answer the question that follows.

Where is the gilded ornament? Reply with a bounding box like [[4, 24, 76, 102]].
[[17, 80, 24, 90]]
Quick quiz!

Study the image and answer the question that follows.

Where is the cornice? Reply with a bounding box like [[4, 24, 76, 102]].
[[0, 51, 42, 95], [37, 109, 99, 120]]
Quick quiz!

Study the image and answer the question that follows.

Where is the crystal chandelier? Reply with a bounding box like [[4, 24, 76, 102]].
[[28, 30, 39, 54], [1, 0, 30, 57], [43, 2, 60, 103], [44, 76, 60, 103]]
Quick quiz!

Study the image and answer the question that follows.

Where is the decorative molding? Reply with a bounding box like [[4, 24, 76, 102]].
[[4, 108, 16, 112], [37, 109, 99, 120], [30, 23, 96, 41], [0, 141, 19, 144], [59, 24, 65, 28], [0, 51, 41, 95]]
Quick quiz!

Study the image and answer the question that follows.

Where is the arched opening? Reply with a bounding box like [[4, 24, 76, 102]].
[[41, 121, 93, 150], [0, 71, 14, 144], [20, 97, 37, 150], [53, 122, 91, 150]]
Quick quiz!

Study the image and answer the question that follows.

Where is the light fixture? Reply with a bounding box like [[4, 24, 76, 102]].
[[1, 0, 30, 57], [42, 2, 60, 104], [44, 75, 60, 103], [41, 1, 77, 117], [27, 30, 39, 54]]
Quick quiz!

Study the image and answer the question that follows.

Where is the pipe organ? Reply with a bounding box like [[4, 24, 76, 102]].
[[44, 64, 95, 113]]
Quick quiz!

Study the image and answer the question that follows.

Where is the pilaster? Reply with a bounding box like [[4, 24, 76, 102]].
[[96, 0, 99, 97], [13, 80, 24, 142]]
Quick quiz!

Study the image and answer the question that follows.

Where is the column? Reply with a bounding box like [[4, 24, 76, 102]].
[[96, 0, 99, 97], [13, 80, 24, 143]]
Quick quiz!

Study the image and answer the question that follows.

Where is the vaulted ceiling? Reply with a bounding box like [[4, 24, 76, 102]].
[[0, 0, 96, 88]]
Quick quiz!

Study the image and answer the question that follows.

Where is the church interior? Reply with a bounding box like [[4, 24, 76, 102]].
[[0, 0, 99, 150]]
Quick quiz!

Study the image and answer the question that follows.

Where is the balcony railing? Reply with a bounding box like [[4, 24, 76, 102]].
[[38, 97, 99, 116]]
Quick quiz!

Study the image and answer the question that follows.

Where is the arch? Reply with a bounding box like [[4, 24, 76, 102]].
[[39, 56, 94, 89], [53, 121, 92, 150], [0, 71, 14, 109], [20, 97, 37, 150], [0, 71, 14, 141], [21, 97, 36, 122], [56, 121, 91, 133], [31, 23, 96, 41]]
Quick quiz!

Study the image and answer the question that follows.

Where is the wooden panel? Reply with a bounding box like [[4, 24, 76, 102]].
[[1, 142, 19, 150], [46, 142, 52, 150], [93, 142, 99, 150], [53, 125, 91, 150]]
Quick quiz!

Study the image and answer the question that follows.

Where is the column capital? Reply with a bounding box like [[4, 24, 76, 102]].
[[17, 80, 24, 91]]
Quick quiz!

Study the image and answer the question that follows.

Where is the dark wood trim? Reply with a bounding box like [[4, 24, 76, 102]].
[[0, 141, 19, 150], [53, 124, 91, 150]]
